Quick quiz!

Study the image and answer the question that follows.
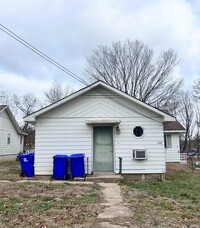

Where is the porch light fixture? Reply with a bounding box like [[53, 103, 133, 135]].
[[116, 125, 121, 135]]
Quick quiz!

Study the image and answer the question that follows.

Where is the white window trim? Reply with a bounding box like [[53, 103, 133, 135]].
[[164, 134, 172, 148], [132, 126, 144, 138]]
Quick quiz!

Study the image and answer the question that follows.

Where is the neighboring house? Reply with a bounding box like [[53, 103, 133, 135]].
[[24, 81, 185, 176], [0, 105, 24, 158], [164, 121, 186, 169]]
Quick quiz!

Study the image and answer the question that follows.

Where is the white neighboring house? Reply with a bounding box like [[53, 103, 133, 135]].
[[24, 81, 185, 176], [164, 121, 186, 167], [0, 105, 24, 159]]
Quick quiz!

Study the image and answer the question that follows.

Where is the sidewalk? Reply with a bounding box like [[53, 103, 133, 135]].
[[97, 183, 132, 228]]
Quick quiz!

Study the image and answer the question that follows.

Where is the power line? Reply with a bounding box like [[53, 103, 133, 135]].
[[0, 24, 87, 85], [0, 24, 163, 123]]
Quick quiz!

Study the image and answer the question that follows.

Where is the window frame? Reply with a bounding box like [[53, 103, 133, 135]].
[[133, 126, 144, 138], [164, 134, 172, 148], [7, 133, 11, 145]]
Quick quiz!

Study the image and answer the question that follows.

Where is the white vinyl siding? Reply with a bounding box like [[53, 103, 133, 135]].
[[35, 119, 92, 175], [34, 86, 166, 175], [0, 110, 22, 156], [114, 119, 165, 174], [165, 134, 180, 162]]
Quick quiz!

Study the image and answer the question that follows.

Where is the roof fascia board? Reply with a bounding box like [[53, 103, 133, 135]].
[[5, 107, 21, 134], [0, 105, 8, 113], [100, 82, 175, 121], [24, 82, 102, 122], [24, 81, 175, 122], [164, 130, 186, 133]]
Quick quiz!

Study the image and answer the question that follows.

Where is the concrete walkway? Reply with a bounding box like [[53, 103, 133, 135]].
[[97, 183, 132, 228]]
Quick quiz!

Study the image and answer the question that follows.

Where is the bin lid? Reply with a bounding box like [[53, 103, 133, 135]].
[[53, 154, 69, 159], [18, 153, 34, 158], [70, 153, 85, 158]]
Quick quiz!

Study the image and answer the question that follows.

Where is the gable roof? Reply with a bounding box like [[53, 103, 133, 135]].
[[24, 81, 175, 123], [0, 105, 22, 134], [164, 121, 186, 133]]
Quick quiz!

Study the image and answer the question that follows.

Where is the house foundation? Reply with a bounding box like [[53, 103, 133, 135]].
[[166, 162, 181, 170], [0, 154, 17, 161], [122, 173, 165, 181]]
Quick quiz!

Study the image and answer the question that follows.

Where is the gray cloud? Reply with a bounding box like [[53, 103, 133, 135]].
[[0, 0, 200, 96]]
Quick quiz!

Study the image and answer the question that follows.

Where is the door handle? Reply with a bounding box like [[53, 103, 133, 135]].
[[110, 149, 113, 153]]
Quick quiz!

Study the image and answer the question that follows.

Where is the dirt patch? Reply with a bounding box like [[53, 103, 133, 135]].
[[0, 182, 102, 228]]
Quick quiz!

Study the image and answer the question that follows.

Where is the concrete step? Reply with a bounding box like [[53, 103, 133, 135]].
[[86, 173, 123, 183]]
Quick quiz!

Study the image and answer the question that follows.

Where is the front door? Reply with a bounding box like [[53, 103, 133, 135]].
[[93, 126, 113, 172]]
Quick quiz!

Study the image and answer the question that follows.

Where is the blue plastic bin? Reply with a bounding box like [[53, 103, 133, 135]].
[[70, 153, 85, 179], [52, 154, 69, 180], [18, 153, 34, 177]]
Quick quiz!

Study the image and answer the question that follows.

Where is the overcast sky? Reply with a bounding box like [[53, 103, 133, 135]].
[[0, 0, 200, 100]]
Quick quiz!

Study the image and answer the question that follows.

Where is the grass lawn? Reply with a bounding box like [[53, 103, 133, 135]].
[[120, 171, 200, 227], [0, 160, 102, 227], [0, 159, 51, 181], [0, 159, 22, 181], [1, 160, 200, 227], [0, 182, 102, 227]]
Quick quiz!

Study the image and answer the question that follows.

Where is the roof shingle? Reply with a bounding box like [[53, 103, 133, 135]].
[[164, 121, 185, 131]]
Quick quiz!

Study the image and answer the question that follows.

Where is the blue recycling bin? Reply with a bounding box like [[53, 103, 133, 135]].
[[52, 154, 69, 180], [70, 153, 85, 179], [18, 153, 34, 177]]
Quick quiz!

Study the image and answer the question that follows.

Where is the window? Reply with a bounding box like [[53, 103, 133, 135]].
[[7, 133, 11, 145], [133, 126, 143, 137], [164, 134, 172, 148]]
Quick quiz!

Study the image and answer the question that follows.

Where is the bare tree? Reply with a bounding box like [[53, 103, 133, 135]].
[[193, 106, 200, 155], [13, 93, 38, 116], [85, 40, 182, 109], [178, 91, 195, 153], [44, 82, 74, 104], [193, 78, 200, 102], [0, 88, 18, 114], [13, 93, 39, 131], [0, 87, 9, 104]]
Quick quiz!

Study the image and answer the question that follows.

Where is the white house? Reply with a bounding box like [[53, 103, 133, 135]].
[[0, 105, 24, 159], [24, 81, 185, 176], [164, 121, 185, 169]]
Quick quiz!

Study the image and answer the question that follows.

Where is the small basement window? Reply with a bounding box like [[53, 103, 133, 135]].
[[133, 126, 143, 137], [7, 133, 11, 145], [164, 134, 172, 148]]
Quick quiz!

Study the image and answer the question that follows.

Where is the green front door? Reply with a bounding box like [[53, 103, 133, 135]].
[[93, 126, 113, 172]]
